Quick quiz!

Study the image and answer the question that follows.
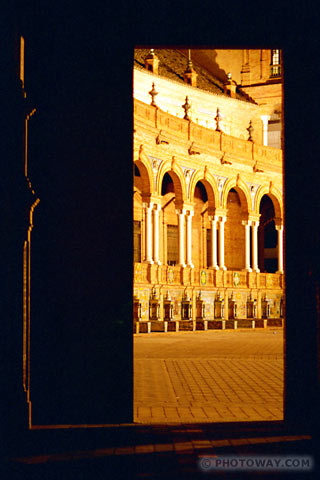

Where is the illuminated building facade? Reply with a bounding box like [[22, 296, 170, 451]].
[[133, 48, 284, 331]]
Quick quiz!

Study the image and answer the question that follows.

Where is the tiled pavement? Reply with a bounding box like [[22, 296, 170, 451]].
[[134, 329, 284, 423], [6, 329, 317, 478]]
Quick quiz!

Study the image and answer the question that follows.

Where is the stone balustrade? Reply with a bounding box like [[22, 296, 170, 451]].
[[134, 99, 282, 171]]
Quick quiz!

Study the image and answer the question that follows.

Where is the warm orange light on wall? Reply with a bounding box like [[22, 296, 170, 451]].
[[20, 36, 25, 86]]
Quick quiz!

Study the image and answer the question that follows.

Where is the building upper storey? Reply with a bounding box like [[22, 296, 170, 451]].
[[134, 48, 283, 149], [134, 49, 266, 145], [183, 49, 283, 129]]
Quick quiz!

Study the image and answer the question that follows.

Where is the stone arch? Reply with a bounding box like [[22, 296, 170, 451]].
[[189, 169, 219, 214], [221, 176, 252, 215], [257, 193, 279, 273], [133, 154, 154, 196], [157, 159, 187, 206], [255, 184, 283, 221]]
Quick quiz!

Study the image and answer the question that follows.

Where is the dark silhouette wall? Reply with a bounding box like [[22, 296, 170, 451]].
[[20, 4, 133, 425]]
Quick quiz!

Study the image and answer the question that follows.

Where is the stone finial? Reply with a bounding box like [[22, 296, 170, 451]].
[[148, 82, 158, 106], [247, 120, 254, 141], [182, 96, 191, 120], [183, 49, 198, 87], [215, 108, 222, 132]]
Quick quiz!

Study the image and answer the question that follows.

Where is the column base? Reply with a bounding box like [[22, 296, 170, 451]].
[[253, 268, 260, 273], [144, 260, 154, 264], [187, 263, 194, 268], [154, 261, 162, 265], [219, 266, 227, 271], [276, 270, 284, 274], [179, 263, 186, 268], [211, 265, 219, 270], [242, 267, 252, 272]]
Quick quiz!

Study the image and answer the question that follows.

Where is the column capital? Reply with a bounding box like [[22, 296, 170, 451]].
[[249, 217, 260, 228], [242, 220, 252, 226], [214, 208, 228, 218], [142, 200, 153, 209], [260, 114, 271, 123], [248, 213, 260, 223], [275, 224, 283, 231], [274, 217, 283, 228], [153, 203, 161, 211], [179, 201, 193, 210], [142, 193, 162, 205], [209, 215, 219, 222], [176, 208, 186, 216], [186, 210, 194, 217]]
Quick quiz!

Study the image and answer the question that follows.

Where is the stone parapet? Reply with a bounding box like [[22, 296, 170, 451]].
[[134, 99, 282, 173]]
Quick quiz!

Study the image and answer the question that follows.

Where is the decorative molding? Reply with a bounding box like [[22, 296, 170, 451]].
[[148, 155, 162, 190], [156, 130, 169, 145], [213, 174, 228, 204], [269, 180, 273, 193], [220, 153, 232, 165], [246, 182, 260, 211], [188, 142, 200, 155], [181, 166, 195, 199], [253, 161, 263, 173]]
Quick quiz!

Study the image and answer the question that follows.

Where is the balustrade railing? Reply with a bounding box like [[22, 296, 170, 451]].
[[134, 263, 283, 289], [134, 99, 282, 170]]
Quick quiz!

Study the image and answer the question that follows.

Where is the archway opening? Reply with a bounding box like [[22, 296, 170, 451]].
[[258, 195, 278, 273], [134, 164, 141, 177], [194, 181, 208, 269], [225, 188, 245, 270], [133, 164, 144, 264], [161, 172, 177, 266], [161, 172, 174, 196]]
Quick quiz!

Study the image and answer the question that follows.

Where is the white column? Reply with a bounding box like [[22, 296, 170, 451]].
[[242, 220, 252, 272], [210, 216, 219, 269], [261, 115, 270, 146], [186, 211, 194, 268], [153, 204, 161, 265], [144, 202, 153, 264], [252, 220, 260, 272], [177, 209, 186, 267], [276, 225, 284, 273], [218, 217, 227, 270]]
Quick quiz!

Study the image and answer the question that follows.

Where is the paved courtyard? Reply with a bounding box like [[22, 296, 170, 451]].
[[134, 328, 284, 424]]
